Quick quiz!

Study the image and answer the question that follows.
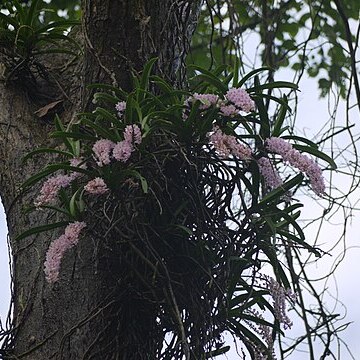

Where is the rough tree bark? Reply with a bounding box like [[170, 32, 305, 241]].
[[0, 1, 202, 359]]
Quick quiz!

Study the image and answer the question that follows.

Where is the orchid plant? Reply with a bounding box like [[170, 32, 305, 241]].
[[19, 59, 336, 359]]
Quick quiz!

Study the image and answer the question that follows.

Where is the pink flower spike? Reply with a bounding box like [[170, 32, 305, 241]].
[[115, 101, 126, 116], [113, 140, 133, 162], [192, 93, 219, 109], [124, 124, 142, 145], [208, 126, 252, 160], [231, 142, 252, 160], [225, 88, 255, 112], [261, 275, 295, 330], [35, 174, 73, 207], [219, 104, 239, 117], [208, 126, 231, 157], [257, 157, 283, 190], [265, 137, 326, 195], [265, 137, 293, 155], [92, 139, 116, 167], [84, 177, 109, 195], [44, 221, 86, 283]]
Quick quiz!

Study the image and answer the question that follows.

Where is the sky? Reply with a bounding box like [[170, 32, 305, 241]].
[[0, 202, 10, 334]]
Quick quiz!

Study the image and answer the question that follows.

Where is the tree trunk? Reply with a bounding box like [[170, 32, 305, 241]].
[[0, 1, 202, 359]]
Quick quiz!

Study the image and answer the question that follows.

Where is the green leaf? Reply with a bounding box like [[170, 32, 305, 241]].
[[293, 144, 337, 169], [69, 187, 85, 218], [229, 290, 268, 308], [140, 57, 158, 95], [26, 0, 40, 26], [195, 73, 228, 93], [258, 173, 304, 206], [93, 92, 120, 105], [260, 245, 291, 289], [253, 77, 270, 139], [227, 319, 268, 354], [93, 107, 123, 128], [282, 135, 318, 148], [232, 56, 240, 87], [237, 67, 272, 88], [21, 168, 57, 189], [87, 83, 128, 99], [34, 19, 80, 34], [23, 148, 74, 162], [51, 131, 96, 142], [26, 204, 70, 217], [189, 64, 228, 93], [16, 221, 69, 241], [12, 0, 26, 24], [205, 346, 230, 358], [272, 95, 289, 136], [124, 170, 148, 194], [150, 75, 173, 94], [0, 13, 19, 29], [248, 81, 298, 92], [54, 114, 76, 153], [125, 94, 134, 123], [255, 93, 292, 113], [173, 224, 193, 236]]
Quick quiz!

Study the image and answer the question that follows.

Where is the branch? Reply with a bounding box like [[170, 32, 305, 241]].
[[333, 0, 360, 114]]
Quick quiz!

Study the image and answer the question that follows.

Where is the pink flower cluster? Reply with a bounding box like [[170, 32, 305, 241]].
[[261, 275, 295, 330], [189, 93, 219, 110], [244, 307, 276, 359], [115, 101, 126, 116], [208, 126, 252, 160], [92, 139, 116, 167], [225, 88, 256, 113], [92, 125, 142, 166], [183, 88, 254, 120], [84, 177, 109, 195], [113, 139, 133, 162], [265, 137, 325, 195], [35, 158, 88, 207], [44, 221, 86, 283], [35, 174, 73, 207], [219, 104, 238, 117], [124, 124, 142, 145], [257, 157, 283, 189]]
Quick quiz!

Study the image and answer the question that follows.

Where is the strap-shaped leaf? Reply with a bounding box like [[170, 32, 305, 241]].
[[124, 170, 148, 194], [258, 173, 303, 206], [140, 57, 158, 95], [237, 67, 272, 88], [87, 83, 128, 99], [16, 221, 69, 241], [0, 12, 19, 29], [293, 144, 337, 169], [273, 95, 289, 136], [282, 135, 318, 148], [150, 75, 173, 93], [69, 187, 85, 218], [189, 64, 228, 93], [23, 148, 74, 162], [21, 168, 58, 189], [248, 81, 298, 92], [26, 0, 40, 26], [205, 346, 230, 358], [34, 19, 80, 34]]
